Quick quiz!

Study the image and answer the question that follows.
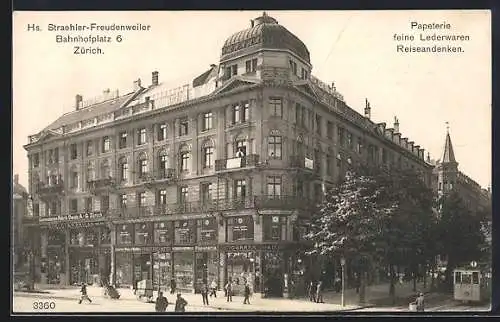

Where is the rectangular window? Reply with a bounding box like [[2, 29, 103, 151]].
[[135, 223, 153, 245], [137, 192, 146, 208], [158, 123, 167, 141], [70, 144, 78, 160], [268, 136, 282, 159], [175, 220, 196, 244], [85, 197, 92, 212], [289, 60, 297, 75], [117, 224, 133, 245], [347, 132, 353, 149], [179, 186, 188, 204], [269, 97, 283, 118], [154, 221, 172, 244], [33, 203, 40, 217], [101, 195, 109, 211], [231, 64, 237, 76], [32, 153, 40, 168], [201, 183, 214, 204], [245, 58, 257, 73], [120, 162, 128, 181], [267, 176, 282, 197], [227, 216, 254, 242], [102, 136, 110, 153], [158, 189, 167, 205], [203, 112, 213, 131], [197, 218, 217, 243], [301, 68, 308, 80], [70, 171, 78, 189], [119, 132, 127, 149], [139, 159, 148, 177], [316, 115, 322, 135], [69, 199, 78, 214], [243, 102, 250, 122], [232, 104, 241, 124], [86, 141, 93, 156], [180, 152, 190, 171], [264, 215, 287, 241], [179, 118, 189, 136], [234, 179, 246, 200], [120, 194, 127, 208], [204, 147, 214, 168], [138, 128, 147, 145], [338, 127, 345, 146], [327, 121, 333, 139], [357, 137, 363, 154]]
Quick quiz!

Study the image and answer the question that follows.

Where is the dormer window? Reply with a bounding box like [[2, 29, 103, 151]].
[[301, 68, 309, 80], [289, 60, 297, 75]]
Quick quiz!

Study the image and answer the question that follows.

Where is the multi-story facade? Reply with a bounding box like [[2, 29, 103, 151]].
[[24, 12, 433, 297], [13, 174, 29, 274]]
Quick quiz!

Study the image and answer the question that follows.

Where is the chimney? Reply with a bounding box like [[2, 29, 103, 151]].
[[364, 98, 371, 119], [103, 88, 110, 100], [133, 78, 142, 91], [250, 19, 255, 27], [75, 94, 83, 110], [394, 116, 399, 133], [210, 64, 216, 69], [427, 152, 431, 163], [14, 174, 19, 184], [152, 71, 159, 86]]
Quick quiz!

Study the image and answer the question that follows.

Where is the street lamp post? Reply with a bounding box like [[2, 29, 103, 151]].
[[340, 257, 346, 307]]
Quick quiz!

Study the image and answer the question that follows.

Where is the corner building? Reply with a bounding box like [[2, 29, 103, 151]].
[[24, 13, 433, 297]]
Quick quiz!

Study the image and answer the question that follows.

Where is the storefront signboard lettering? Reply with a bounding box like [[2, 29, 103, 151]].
[[172, 246, 194, 251], [195, 246, 217, 252], [115, 246, 172, 253], [40, 212, 104, 222], [220, 244, 280, 252]]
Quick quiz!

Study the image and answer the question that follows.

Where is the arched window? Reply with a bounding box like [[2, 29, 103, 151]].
[[137, 153, 148, 178], [101, 159, 110, 178], [179, 144, 191, 172], [202, 139, 215, 168], [118, 157, 128, 182]]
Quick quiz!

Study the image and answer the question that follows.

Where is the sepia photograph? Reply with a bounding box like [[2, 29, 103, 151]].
[[12, 10, 491, 314]]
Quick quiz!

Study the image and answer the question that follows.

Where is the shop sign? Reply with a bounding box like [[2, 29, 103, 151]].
[[220, 244, 280, 252], [115, 246, 172, 253], [195, 246, 217, 252], [40, 212, 104, 222], [172, 246, 194, 251]]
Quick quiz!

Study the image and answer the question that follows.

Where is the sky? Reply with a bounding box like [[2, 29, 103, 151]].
[[12, 10, 491, 189]]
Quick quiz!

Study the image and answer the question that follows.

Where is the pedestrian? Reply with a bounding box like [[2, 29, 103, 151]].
[[316, 280, 324, 303], [170, 278, 177, 295], [225, 279, 233, 302], [174, 293, 188, 312], [78, 283, 92, 304], [155, 291, 169, 312], [416, 292, 425, 312], [243, 282, 251, 304], [201, 283, 209, 305], [209, 279, 217, 298], [334, 277, 341, 293], [308, 281, 316, 302], [399, 274, 404, 285], [132, 280, 138, 295]]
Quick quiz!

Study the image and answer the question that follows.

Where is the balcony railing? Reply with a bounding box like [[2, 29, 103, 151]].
[[110, 206, 154, 219], [87, 177, 116, 194], [254, 195, 314, 210], [215, 154, 259, 171], [37, 182, 64, 196]]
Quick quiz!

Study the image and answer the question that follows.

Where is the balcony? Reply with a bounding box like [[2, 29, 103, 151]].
[[87, 177, 116, 195], [36, 182, 64, 197], [215, 154, 259, 172], [254, 195, 314, 210], [110, 206, 154, 219]]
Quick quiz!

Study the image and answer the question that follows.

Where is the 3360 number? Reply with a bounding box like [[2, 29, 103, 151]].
[[32, 301, 56, 310]]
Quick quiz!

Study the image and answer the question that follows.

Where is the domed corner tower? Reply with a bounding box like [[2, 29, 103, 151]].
[[218, 12, 312, 85]]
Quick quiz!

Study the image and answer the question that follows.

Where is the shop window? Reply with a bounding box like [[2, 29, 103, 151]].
[[227, 216, 254, 242], [153, 252, 172, 289], [197, 218, 217, 243], [227, 252, 256, 288], [264, 215, 287, 241], [462, 273, 472, 284], [472, 272, 479, 284], [134, 223, 153, 245], [154, 221, 173, 244], [117, 224, 134, 245], [174, 252, 194, 290], [174, 220, 196, 244]]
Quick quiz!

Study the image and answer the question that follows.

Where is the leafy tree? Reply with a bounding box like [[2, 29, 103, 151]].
[[436, 191, 485, 291]]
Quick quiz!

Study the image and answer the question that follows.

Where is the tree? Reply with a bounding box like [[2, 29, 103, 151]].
[[436, 191, 485, 291]]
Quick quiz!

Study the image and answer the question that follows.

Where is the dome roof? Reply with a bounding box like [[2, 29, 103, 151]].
[[221, 12, 310, 63]]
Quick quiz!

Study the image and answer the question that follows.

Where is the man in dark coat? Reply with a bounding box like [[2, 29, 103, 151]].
[[170, 278, 177, 294], [315, 280, 324, 303], [200, 283, 209, 305], [308, 281, 316, 302], [243, 283, 251, 304], [174, 293, 188, 312], [155, 291, 169, 312], [225, 280, 233, 302], [78, 283, 92, 304], [416, 292, 425, 312]]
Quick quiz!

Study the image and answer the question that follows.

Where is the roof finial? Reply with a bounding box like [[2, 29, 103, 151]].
[[446, 121, 450, 133]]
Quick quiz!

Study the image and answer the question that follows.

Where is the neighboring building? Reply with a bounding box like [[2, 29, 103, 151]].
[[23, 12, 433, 296], [13, 174, 29, 273], [433, 129, 491, 215]]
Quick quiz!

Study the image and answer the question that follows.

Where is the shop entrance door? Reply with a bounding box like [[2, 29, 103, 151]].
[[194, 253, 208, 293], [264, 252, 283, 297]]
